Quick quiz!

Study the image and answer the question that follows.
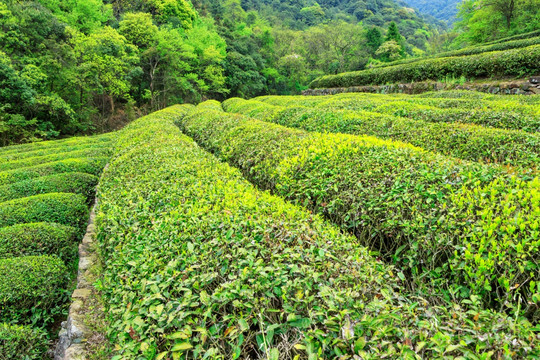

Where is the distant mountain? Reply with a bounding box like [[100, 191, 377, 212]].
[[404, 0, 461, 24]]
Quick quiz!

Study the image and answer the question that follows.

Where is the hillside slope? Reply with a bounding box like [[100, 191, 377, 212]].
[[404, 0, 461, 23]]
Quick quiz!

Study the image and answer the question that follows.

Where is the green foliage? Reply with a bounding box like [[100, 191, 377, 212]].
[[0, 172, 98, 202], [0, 323, 48, 360], [0, 157, 108, 186], [0, 146, 111, 172], [0, 255, 68, 324], [223, 96, 540, 170], [311, 44, 540, 88], [0, 222, 79, 262], [96, 105, 539, 358], [0, 193, 88, 230], [178, 101, 540, 317]]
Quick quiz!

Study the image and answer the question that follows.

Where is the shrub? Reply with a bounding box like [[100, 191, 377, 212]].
[[0, 133, 113, 156], [0, 323, 48, 360], [372, 35, 540, 69], [223, 98, 540, 170], [0, 142, 109, 164], [96, 105, 539, 359], [0, 256, 68, 323], [0, 193, 88, 230], [0, 157, 108, 186], [0, 147, 111, 172], [0, 172, 98, 202], [178, 103, 540, 316], [0, 222, 79, 262], [310, 45, 540, 88]]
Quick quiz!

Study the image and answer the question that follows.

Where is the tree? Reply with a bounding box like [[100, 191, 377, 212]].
[[385, 21, 403, 43], [375, 40, 403, 62], [366, 26, 383, 54]]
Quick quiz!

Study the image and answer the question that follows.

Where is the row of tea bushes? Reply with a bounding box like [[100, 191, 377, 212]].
[[224, 97, 540, 170], [372, 35, 540, 69], [178, 103, 540, 319], [310, 45, 540, 89], [0, 134, 112, 359], [258, 93, 540, 132], [95, 105, 539, 359]]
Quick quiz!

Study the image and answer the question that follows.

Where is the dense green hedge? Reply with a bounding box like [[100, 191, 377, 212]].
[[310, 45, 540, 88], [224, 98, 540, 170], [0, 323, 48, 360], [0, 133, 113, 156], [0, 147, 110, 172], [372, 35, 540, 69], [0, 223, 78, 262], [179, 103, 540, 317], [0, 141, 110, 164], [0, 172, 98, 202], [0, 157, 108, 186], [96, 105, 539, 359], [0, 256, 68, 322], [0, 193, 88, 230]]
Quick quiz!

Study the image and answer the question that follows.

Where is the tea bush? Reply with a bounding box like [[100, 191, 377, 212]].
[[223, 98, 540, 170], [96, 105, 539, 359], [0, 223, 79, 262], [0, 256, 68, 323], [310, 45, 540, 88], [0, 323, 48, 360], [0, 193, 88, 230], [179, 103, 540, 317], [0, 147, 111, 172], [0, 172, 98, 202], [0, 157, 108, 186]]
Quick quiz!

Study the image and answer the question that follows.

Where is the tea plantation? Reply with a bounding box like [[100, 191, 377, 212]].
[[0, 134, 112, 358], [2, 91, 540, 359]]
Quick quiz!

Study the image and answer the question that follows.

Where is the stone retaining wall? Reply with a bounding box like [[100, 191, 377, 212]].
[[55, 168, 108, 360], [302, 77, 540, 96]]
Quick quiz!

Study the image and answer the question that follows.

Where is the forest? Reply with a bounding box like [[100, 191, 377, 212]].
[[0, 0, 539, 145]]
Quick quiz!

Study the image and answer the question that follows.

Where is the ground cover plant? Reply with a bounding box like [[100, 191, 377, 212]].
[[95, 105, 539, 359], [310, 45, 540, 88], [223, 97, 540, 170], [177, 102, 540, 322], [0, 133, 112, 359]]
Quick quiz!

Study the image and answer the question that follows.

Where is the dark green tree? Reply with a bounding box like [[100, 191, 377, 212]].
[[366, 26, 383, 54]]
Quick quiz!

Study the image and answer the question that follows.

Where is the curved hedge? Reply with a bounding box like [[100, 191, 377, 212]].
[[0, 256, 68, 322], [371, 35, 540, 69], [0, 147, 110, 172], [0, 222, 78, 262], [0, 133, 113, 156], [0, 323, 48, 360], [0, 157, 108, 186], [96, 105, 539, 359], [0, 142, 109, 164], [0, 193, 88, 229], [0, 172, 98, 202], [223, 98, 540, 170], [179, 103, 540, 317], [310, 44, 540, 88]]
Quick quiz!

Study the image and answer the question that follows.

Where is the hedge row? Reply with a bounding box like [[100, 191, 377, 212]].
[[0, 256, 68, 323], [417, 90, 540, 105], [372, 35, 540, 69], [0, 133, 114, 156], [0, 222, 78, 262], [0, 146, 111, 172], [96, 105, 539, 359], [0, 157, 108, 186], [223, 98, 540, 170], [0, 172, 98, 203], [0, 323, 48, 360], [310, 45, 540, 88], [0, 141, 110, 164], [179, 103, 540, 317], [0, 193, 88, 230], [258, 93, 540, 133]]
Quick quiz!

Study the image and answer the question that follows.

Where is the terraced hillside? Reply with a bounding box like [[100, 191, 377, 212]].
[[3, 90, 540, 359], [0, 134, 112, 359], [311, 43, 540, 88], [93, 104, 538, 359]]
